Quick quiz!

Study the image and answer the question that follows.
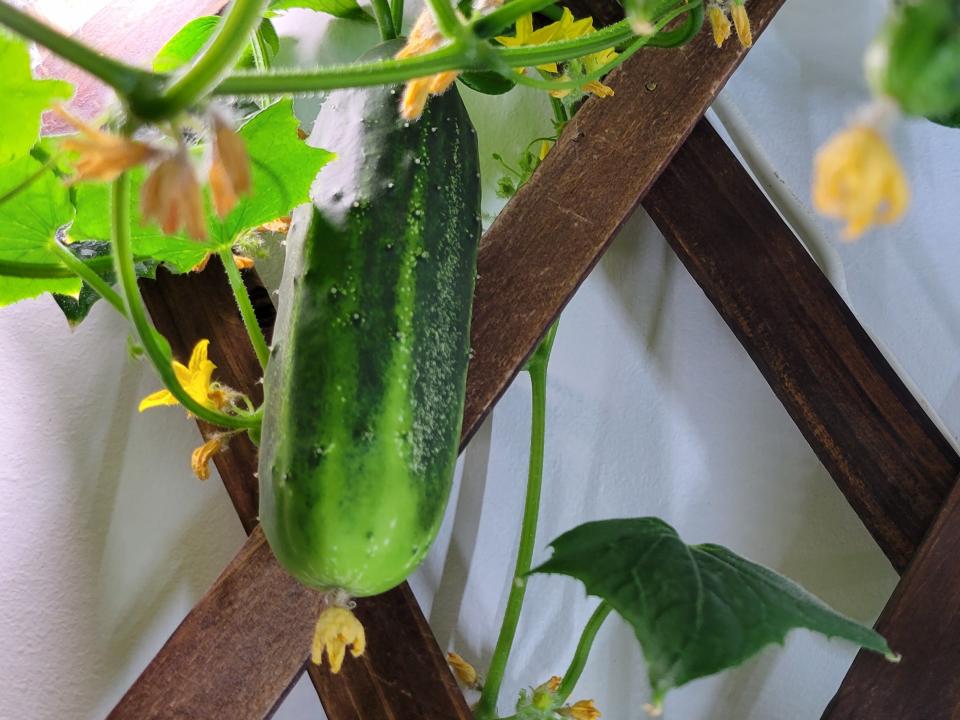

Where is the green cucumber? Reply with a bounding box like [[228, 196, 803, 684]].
[[258, 41, 481, 598]]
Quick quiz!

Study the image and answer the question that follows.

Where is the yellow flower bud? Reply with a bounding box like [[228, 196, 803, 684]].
[[813, 122, 909, 239], [311, 606, 366, 673], [707, 4, 732, 48]]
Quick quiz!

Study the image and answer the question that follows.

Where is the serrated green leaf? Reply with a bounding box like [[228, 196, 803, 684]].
[[153, 17, 279, 73], [70, 99, 333, 272], [267, 0, 372, 22], [0, 156, 77, 306], [532, 518, 893, 705], [0, 33, 72, 163]]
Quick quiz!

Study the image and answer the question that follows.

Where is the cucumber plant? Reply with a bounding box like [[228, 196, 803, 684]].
[[0, 0, 942, 715]]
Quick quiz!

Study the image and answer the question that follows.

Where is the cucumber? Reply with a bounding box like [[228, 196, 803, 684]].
[[258, 42, 481, 598]]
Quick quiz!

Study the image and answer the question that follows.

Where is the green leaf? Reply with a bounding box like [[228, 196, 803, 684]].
[[267, 0, 372, 22], [52, 241, 157, 326], [0, 156, 77, 306], [0, 33, 72, 163], [153, 17, 280, 73], [70, 100, 333, 272], [532, 518, 894, 706]]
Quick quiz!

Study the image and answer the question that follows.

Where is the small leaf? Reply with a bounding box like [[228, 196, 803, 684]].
[[532, 518, 894, 705], [0, 33, 72, 163], [52, 241, 157, 326], [0, 156, 77, 306], [267, 0, 372, 22], [153, 17, 280, 73]]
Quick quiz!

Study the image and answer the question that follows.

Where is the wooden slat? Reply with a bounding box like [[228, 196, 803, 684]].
[[822, 474, 960, 719], [642, 120, 960, 572], [461, 0, 784, 444], [113, 4, 788, 717]]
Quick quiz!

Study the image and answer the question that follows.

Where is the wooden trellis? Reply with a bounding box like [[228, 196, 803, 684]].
[[38, 0, 957, 716]]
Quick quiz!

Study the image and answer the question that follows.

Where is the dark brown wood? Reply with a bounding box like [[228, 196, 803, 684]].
[[138, 262, 472, 720], [643, 120, 960, 572], [108, 527, 325, 720], [114, 5, 792, 717], [461, 0, 784, 445], [822, 474, 960, 719]]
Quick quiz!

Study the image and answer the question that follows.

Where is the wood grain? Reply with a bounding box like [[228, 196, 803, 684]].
[[461, 0, 785, 445], [821, 475, 960, 719], [113, 4, 791, 717], [643, 120, 960, 572]]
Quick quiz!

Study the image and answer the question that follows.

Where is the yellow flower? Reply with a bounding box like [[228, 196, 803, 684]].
[[500, 10, 615, 98], [209, 113, 252, 218], [141, 149, 207, 240], [311, 606, 366, 673], [812, 123, 909, 239], [447, 651, 480, 688], [495, 14, 564, 71], [561, 699, 602, 720], [139, 339, 226, 413], [397, 10, 471, 121], [190, 436, 224, 481], [731, 1, 753, 48], [707, 3, 732, 48], [546, 675, 562, 692], [52, 106, 157, 182]]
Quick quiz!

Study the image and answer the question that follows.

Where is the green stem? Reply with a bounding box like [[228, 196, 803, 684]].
[[250, 24, 273, 107], [48, 240, 126, 316], [424, 0, 463, 38], [475, 323, 559, 720], [555, 602, 613, 703], [141, 0, 270, 119], [371, 0, 397, 40], [110, 174, 257, 430], [504, 2, 697, 93], [218, 248, 269, 370], [391, 0, 405, 36], [0, 255, 116, 279], [0, 1, 151, 94], [647, 0, 703, 47], [212, 19, 637, 96], [470, 0, 557, 39]]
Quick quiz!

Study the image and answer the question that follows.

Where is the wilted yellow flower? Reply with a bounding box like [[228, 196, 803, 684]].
[[562, 699, 602, 720], [139, 339, 227, 412], [258, 215, 291, 234], [209, 113, 252, 218], [546, 675, 562, 692], [190, 436, 223, 481], [191, 253, 256, 273], [447, 652, 480, 688], [813, 122, 909, 239], [707, 3, 732, 47], [731, 1, 753, 47], [141, 149, 207, 240], [311, 606, 366, 673], [397, 11, 461, 121], [52, 106, 157, 182], [398, 1, 506, 120]]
